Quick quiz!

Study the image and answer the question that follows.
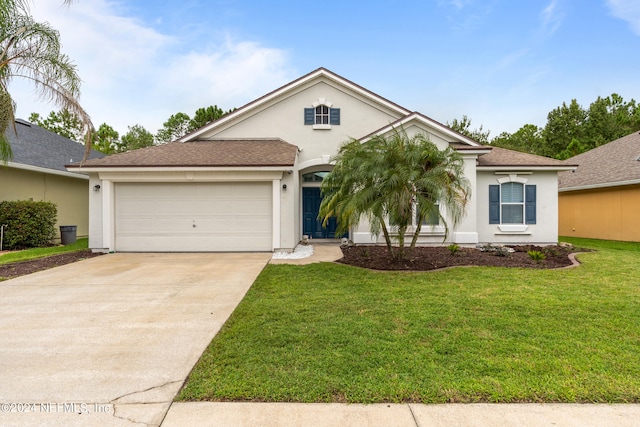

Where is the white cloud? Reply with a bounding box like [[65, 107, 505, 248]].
[[540, 0, 562, 37], [159, 37, 292, 117], [12, 0, 293, 136], [438, 0, 472, 10], [29, 0, 173, 88], [606, 0, 640, 35]]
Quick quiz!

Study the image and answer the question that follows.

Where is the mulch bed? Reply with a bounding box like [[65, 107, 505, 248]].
[[338, 245, 587, 271], [0, 245, 588, 279], [0, 250, 105, 280]]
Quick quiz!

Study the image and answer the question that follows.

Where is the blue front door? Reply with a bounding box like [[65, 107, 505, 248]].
[[302, 187, 341, 238]]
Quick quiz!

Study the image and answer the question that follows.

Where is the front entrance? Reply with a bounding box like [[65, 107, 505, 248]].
[[302, 187, 340, 239]]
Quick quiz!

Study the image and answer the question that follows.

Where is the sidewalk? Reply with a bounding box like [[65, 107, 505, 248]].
[[162, 402, 640, 426]]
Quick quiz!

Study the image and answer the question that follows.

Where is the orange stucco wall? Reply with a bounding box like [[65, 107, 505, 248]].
[[559, 184, 640, 242], [0, 167, 90, 240]]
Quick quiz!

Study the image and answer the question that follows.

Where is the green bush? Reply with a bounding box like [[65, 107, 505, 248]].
[[0, 200, 57, 250], [447, 243, 460, 255], [527, 250, 547, 262]]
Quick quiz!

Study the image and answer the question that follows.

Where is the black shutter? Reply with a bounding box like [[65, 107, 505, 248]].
[[329, 108, 340, 125], [525, 185, 536, 224], [489, 185, 500, 224], [304, 108, 314, 125]]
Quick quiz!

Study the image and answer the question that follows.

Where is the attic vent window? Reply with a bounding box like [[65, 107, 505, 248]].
[[304, 99, 340, 129]]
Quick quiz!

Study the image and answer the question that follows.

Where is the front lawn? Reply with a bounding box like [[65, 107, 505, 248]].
[[178, 237, 640, 403], [0, 238, 89, 265]]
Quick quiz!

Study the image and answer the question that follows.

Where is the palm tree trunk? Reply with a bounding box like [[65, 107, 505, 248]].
[[397, 226, 406, 260], [410, 220, 423, 251], [378, 216, 394, 258]]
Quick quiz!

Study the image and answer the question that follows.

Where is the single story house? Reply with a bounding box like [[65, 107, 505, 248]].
[[1, 119, 104, 240], [558, 130, 640, 242], [68, 68, 575, 253]]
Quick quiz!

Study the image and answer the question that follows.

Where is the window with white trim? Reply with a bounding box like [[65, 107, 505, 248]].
[[389, 201, 442, 232], [501, 182, 524, 224], [489, 181, 536, 225], [416, 201, 440, 226], [304, 98, 340, 128], [315, 105, 329, 125]]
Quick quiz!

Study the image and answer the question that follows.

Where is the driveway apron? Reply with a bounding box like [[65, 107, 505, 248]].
[[0, 252, 270, 426]]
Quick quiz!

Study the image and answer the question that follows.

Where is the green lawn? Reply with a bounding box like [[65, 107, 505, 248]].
[[178, 237, 640, 403], [0, 238, 88, 265]]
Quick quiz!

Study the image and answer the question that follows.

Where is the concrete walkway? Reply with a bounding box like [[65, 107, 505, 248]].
[[269, 242, 344, 265], [0, 252, 271, 426]]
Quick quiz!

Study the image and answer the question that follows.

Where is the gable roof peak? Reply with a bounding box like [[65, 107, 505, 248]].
[[359, 111, 484, 147], [180, 67, 411, 142]]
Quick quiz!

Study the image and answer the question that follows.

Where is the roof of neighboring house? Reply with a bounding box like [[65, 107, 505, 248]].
[[558, 131, 640, 190], [5, 119, 104, 172], [69, 139, 299, 168], [477, 146, 577, 169]]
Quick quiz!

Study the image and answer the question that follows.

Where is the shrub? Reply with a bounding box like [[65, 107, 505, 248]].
[[447, 244, 460, 255], [0, 200, 57, 250], [527, 250, 546, 262]]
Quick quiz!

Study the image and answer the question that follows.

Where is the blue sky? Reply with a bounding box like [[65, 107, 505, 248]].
[[12, 0, 640, 140]]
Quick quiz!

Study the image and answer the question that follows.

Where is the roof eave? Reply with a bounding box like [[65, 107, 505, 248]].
[[477, 165, 578, 172], [559, 178, 640, 192], [457, 148, 492, 155], [9, 161, 89, 179], [65, 165, 295, 173], [359, 112, 483, 147]]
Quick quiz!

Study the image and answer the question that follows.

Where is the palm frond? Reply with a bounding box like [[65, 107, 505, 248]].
[[0, 0, 94, 160]]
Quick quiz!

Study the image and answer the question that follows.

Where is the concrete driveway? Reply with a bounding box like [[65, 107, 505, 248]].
[[0, 252, 270, 426]]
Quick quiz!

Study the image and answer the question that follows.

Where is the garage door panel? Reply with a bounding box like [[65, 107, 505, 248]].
[[116, 234, 272, 253], [115, 182, 273, 252]]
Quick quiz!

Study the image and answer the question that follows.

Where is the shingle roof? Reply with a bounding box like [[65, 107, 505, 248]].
[[477, 146, 576, 168], [6, 119, 104, 172], [70, 139, 299, 168], [558, 131, 640, 190]]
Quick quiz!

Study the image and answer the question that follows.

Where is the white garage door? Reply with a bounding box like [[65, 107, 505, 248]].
[[115, 182, 272, 252]]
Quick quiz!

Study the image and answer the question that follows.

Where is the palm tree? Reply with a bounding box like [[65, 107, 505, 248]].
[[319, 130, 471, 260], [0, 0, 93, 163]]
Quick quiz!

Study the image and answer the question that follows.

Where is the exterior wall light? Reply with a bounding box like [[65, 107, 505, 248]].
[[93, 184, 101, 191]]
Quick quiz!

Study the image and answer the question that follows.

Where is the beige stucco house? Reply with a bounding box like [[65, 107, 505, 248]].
[[1, 119, 104, 240], [68, 68, 574, 252], [558, 130, 640, 242]]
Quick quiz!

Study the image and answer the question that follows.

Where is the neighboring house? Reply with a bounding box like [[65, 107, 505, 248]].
[[558, 131, 640, 242], [67, 68, 574, 253], [1, 119, 104, 240]]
